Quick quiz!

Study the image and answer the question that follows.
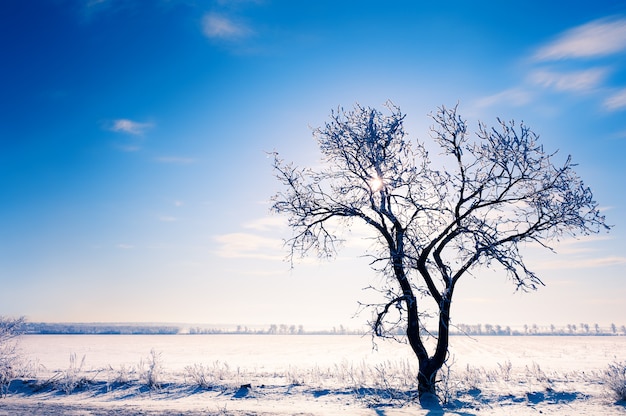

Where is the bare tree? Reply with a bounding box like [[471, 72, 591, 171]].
[[0, 316, 25, 397], [0, 317, 24, 343], [271, 102, 609, 400]]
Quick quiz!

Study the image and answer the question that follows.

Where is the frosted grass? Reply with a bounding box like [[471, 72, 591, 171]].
[[4, 335, 625, 415]]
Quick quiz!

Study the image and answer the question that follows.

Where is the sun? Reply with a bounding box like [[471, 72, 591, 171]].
[[369, 176, 384, 192]]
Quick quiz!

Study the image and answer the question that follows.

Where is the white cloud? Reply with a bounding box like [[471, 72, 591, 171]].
[[526, 235, 613, 254], [528, 68, 607, 92], [604, 88, 626, 111], [535, 256, 626, 270], [116, 244, 134, 249], [202, 13, 251, 39], [107, 119, 152, 152], [483, 17, 626, 114], [534, 17, 626, 61], [109, 119, 153, 135], [214, 232, 283, 260], [474, 88, 533, 109], [242, 216, 286, 231], [551, 236, 613, 256]]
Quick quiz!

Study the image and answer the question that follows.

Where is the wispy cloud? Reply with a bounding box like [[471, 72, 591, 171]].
[[108, 119, 153, 135], [474, 88, 533, 109], [528, 68, 608, 92], [528, 236, 624, 270], [527, 235, 613, 255], [535, 256, 626, 270], [202, 13, 252, 40], [116, 243, 134, 249], [106, 118, 153, 152], [477, 16, 626, 114], [242, 216, 286, 231], [604, 88, 626, 111], [214, 232, 283, 260], [534, 17, 626, 61]]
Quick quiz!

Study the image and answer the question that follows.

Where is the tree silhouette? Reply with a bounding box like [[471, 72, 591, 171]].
[[271, 102, 609, 399]]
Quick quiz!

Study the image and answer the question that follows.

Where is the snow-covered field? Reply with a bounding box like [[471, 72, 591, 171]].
[[2, 334, 625, 415]]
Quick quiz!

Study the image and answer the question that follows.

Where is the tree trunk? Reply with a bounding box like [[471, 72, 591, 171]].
[[412, 295, 452, 401], [417, 359, 439, 397], [391, 250, 452, 401]]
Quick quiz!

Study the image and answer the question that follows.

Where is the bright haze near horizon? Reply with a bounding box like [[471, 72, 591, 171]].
[[1, 0, 625, 330]]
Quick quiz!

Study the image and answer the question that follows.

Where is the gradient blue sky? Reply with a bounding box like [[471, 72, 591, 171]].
[[1, 0, 625, 329]]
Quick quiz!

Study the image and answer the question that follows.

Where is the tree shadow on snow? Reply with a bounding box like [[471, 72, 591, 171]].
[[332, 387, 477, 416], [525, 389, 585, 405], [444, 386, 590, 414], [420, 393, 477, 416], [312, 388, 331, 398], [7, 378, 97, 397], [6, 379, 41, 396], [232, 383, 253, 399]]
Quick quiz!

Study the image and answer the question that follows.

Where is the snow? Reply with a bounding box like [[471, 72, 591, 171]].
[[1, 335, 625, 415]]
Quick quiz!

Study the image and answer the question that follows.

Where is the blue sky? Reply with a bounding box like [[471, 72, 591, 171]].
[[1, 0, 625, 329]]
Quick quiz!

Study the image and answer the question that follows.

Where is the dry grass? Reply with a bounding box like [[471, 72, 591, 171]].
[[603, 361, 626, 403]]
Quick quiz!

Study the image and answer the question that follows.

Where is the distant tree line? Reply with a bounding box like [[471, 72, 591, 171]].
[[188, 324, 364, 335], [19, 322, 626, 336], [451, 323, 626, 336], [22, 322, 363, 335], [22, 323, 180, 335]]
